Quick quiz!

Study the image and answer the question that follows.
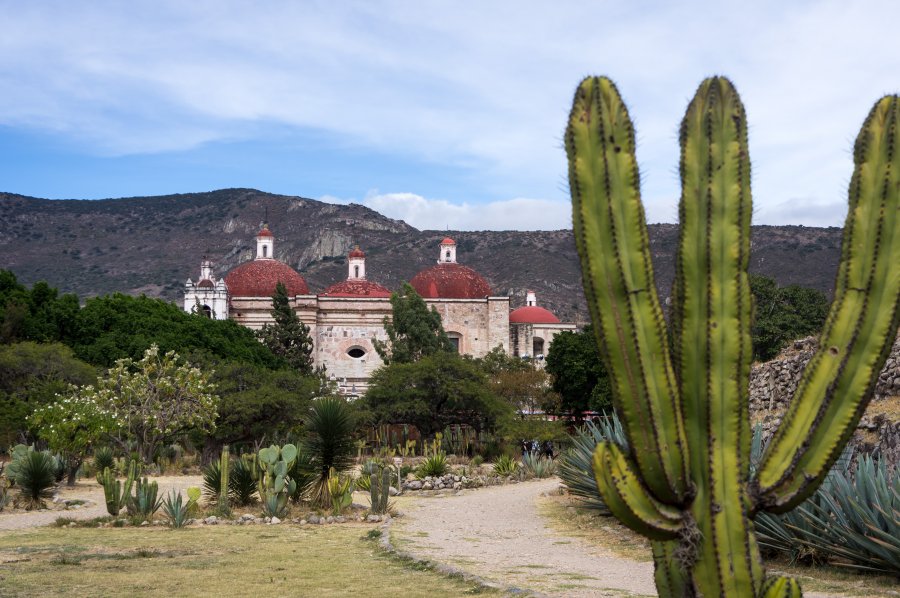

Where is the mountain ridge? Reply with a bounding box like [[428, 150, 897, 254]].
[[0, 189, 844, 323]]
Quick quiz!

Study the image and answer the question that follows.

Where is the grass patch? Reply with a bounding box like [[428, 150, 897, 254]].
[[0, 525, 496, 597]]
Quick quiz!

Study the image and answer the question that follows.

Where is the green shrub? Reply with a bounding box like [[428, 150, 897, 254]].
[[229, 456, 258, 506], [302, 397, 356, 508], [417, 452, 448, 478], [492, 454, 519, 477], [14, 450, 57, 509]]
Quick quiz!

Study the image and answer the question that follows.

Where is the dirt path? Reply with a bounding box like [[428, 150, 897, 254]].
[[0, 476, 201, 531], [393, 478, 656, 597]]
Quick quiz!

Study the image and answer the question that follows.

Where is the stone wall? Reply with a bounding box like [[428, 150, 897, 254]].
[[749, 333, 900, 463]]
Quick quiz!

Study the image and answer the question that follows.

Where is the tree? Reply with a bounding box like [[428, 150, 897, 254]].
[[0, 270, 79, 345], [88, 345, 219, 463], [544, 325, 612, 415], [477, 346, 559, 415], [0, 342, 97, 447], [28, 390, 115, 485], [750, 274, 829, 361], [373, 283, 453, 364], [256, 282, 314, 375], [366, 353, 511, 437]]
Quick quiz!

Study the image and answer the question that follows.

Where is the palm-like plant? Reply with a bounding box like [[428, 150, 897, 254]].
[[229, 456, 258, 506], [14, 451, 57, 510], [302, 397, 356, 507]]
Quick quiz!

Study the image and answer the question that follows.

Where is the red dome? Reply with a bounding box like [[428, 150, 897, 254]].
[[441, 237, 456, 245], [348, 246, 366, 258], [320, 279, 391, 298], [410, 264, 491, 299], [510, 305, 560, 324], [257, 226, 274, 237], [225, 260, 309, 297]]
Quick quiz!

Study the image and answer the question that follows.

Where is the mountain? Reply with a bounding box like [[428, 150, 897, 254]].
[[0, 189, 844, 324]]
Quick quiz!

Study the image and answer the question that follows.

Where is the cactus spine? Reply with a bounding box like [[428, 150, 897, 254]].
[[566, 76, 900, 596]]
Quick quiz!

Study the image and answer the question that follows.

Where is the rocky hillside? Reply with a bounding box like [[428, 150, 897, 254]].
[[0, 189, 845, 323]]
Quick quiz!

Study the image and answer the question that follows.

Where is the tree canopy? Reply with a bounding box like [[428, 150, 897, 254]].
[[544, 325, 612, 415], [372, 282, 453, 364], [365, 352, 510, 437], [749, 274, 829, 361], [256, 281, 315, 375]]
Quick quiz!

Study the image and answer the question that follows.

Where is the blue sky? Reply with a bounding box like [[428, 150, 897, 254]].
[[1, 1, 898, 230]]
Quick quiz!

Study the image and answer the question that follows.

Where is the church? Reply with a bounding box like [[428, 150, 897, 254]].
[[184, 224, 575, 395]]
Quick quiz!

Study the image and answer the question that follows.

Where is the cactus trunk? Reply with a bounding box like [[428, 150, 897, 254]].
[[567, 76, 900, 596]]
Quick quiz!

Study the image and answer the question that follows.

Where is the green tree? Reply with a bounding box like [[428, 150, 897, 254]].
[[69, 293, 282, 368], [750, 274, 829, 361], [255, 282, 314, 375], [477, 346, 559, 415], [373, 283, 453, 364], [544, 325, 612, 415], [28, 390, 115, 485], [0, 342, 97, 447], [0, 271, 79, 344], [87, 345, 219, 463], [366, 353, 511, 437]]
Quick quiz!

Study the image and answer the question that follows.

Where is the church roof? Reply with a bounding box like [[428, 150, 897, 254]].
[[440, 237, 456, 245], [348, 246, 366, 258], [197, 279, 215, 289], [224, 260, 309, 297], [510, 305, 560, 324], [410, 263, 491, 299], [257, 225, 274, 237], [320, 279, 391, 298]]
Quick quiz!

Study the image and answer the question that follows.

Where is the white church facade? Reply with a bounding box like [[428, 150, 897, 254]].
[[184, 225, 576, 395]]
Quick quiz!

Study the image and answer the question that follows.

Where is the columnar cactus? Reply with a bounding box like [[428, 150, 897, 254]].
[[100, 459, 136, 517], [218, 445, 230, 513], [566, 76, 900, 596]]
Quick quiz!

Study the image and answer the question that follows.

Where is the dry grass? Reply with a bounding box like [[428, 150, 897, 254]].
[[540, 494, 899, 598], [0, 523, 495, 597], [866, 394, 900, 421]]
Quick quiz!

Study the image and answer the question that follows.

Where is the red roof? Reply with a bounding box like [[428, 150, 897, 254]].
[[257, 226, 274, 237], [440, 237, 456, 245], [348, 246, 366, 258], [320, 279, 391, 298], [410, 263, 491, 299], [224, 260, 309, 297], [510, 305, 560, 324], [197, 279, 215, 289]]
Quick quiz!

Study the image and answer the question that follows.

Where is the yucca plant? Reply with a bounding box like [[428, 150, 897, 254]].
[[162, 490, 190, 528], [302, 397, 356, 508], [201, 459, 223, 503], [558, 415, 627, 514], [287, 450, 316, 504], [567, 75, 900, 596], [93, 447, 115, 483], [13, 450, 57, 510], [417, 452, 448, 478], [229, 455, 258, 506], [521, 453, 557, 479], [492, 454, 519, 477]]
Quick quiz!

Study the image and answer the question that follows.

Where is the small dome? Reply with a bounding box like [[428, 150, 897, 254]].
[[510, 305, 560, 324], [225, 260, 308, 297], [348, 246, 366, 258], [410, 263, 491, 299], [197, 279, 215, 289], [257, 225, 274, 238], [321, 279, 391, 298], [441, 237, 456, 245]]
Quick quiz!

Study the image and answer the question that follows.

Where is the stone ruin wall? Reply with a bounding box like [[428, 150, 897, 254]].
[[749, 333, 900, 464]]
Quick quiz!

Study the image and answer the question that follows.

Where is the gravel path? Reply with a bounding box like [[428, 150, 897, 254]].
[[393, 478, 657, 597], [0, 476, 202, 531]]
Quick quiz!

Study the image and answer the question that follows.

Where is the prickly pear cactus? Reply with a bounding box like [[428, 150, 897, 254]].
[[566, 76, 900, 596], [257, 444, 299, 517]]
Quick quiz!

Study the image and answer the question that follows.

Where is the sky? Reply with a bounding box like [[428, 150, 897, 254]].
[[1, 1, 898, 231]]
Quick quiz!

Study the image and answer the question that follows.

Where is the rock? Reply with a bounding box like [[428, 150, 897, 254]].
[[270, 516, 281, 524], [335, 516, 346, 523], [204, 516, 218, 525], [308, 515, 319, 524], [264, 516, 271, 523], [68, 522, 77, 528], [240, 513, 255, 521], [407, 480, 423, 491], [388, 486, 399, 496], [300, 519, 307, 525], [422, 482, 433, 490], [317, 517, 325, 525], [366, 514, 381, 523], [140, 521, 150, 526], [326, 516, 334, 524]]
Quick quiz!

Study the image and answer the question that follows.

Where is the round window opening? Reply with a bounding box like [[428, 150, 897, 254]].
[[347, 348, 366, 359]]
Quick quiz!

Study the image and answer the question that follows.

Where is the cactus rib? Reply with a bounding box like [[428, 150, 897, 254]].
[[567, 76, 689, 504], [755, 96, 900, 511]]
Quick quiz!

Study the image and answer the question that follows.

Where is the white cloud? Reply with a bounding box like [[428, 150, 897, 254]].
[[323, 191, 571, 231]]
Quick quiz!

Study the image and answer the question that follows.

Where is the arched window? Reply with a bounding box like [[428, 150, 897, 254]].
[[201, 305, 213, 318], [263, 245, 268, 258], [354, 265, 360, 278], [445, 250, 451, 260]]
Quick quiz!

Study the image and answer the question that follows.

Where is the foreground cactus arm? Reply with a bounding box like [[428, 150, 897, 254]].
[[755, 96, 900, 511], [567, 74, 900, 597], [568, 76, 689, 505]]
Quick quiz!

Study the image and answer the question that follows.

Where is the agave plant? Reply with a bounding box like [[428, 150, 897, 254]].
[[492, 454, 519, 476], [161, 490, 195, 529], [417, 452, 448, 478], [302, 397, 357, 508], [521, 453, 557, 479], [558, 415, 627, 514], [201, 459, 223, 503]]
